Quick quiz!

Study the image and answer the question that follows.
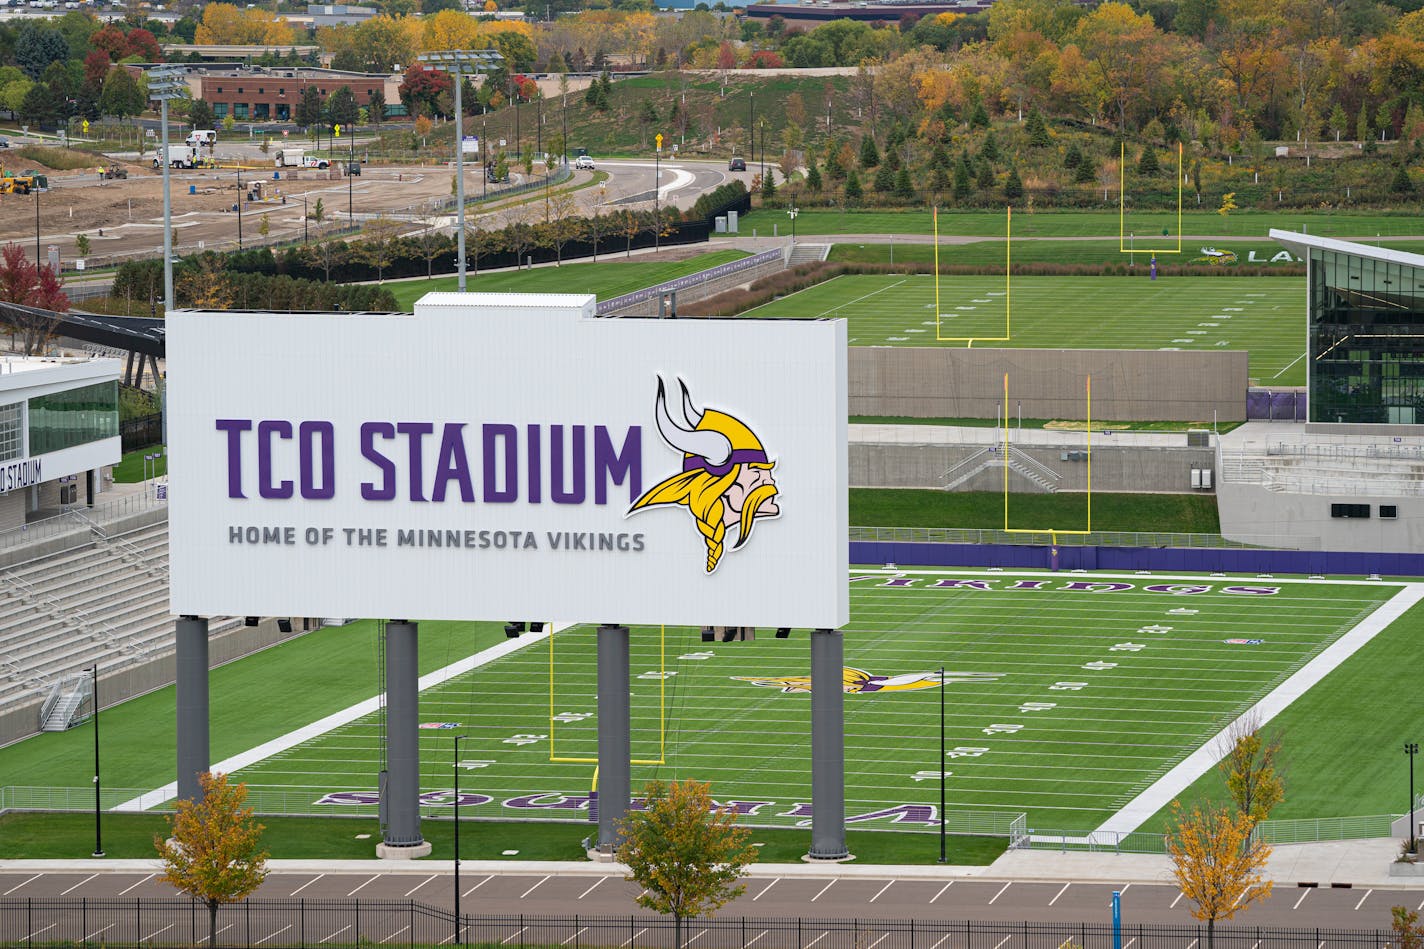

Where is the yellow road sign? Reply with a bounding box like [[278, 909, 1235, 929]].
[[334, 124, 342, 137], [655, 133, 663, 151]]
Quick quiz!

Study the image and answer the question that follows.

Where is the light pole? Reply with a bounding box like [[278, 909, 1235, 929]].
[[1408, 742, 1419, 854], [148, 66, 186, 314], [748, 91, 754, 161], [454, 734, 471, 944], [236, 165, 244, 250], [654, 133, 662, 254], [348, 135, 354, 223], [419, 50, 504, 293], [938, 665, 945, 864], [302, 193, 308, 243], [787, 206, 798, 244], [90, 664, 103, 858]]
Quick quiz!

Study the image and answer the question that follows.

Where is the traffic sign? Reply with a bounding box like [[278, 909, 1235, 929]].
[[81, 120, 89, 134], [334, 124, 342, 137], [655, 133, 663, 151]]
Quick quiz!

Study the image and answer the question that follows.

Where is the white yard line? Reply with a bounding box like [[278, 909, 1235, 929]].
[[290, 874, 324, 896], [114, 628, 558, 811], [1272, 351, 1307, 380], [928, 881, 952, 903], [1048, 883, 1070, 906], [118, 873, 154, 896], [1095, 584, 1424, 836]]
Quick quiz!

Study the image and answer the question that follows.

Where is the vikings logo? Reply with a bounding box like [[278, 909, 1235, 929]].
[[734, 667, 1005, 694], [629, 378, 780, 573]]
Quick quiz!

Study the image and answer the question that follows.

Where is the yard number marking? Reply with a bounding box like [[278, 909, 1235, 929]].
[[503, 734, 547, 746], [1110, 643, 1145, 652], [982, 723, 1023, 735], [1048, 681, 1088, 691], [1019, 702, 1057, 712]]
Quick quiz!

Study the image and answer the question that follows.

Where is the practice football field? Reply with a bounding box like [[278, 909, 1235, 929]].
[[224, 570, 1396, 835], [741, 275, 1305, 386]]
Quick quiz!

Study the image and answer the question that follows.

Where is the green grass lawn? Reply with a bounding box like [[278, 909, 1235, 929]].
[[386, 251, 748, 311], [0, 619, 506, 791], [112, 445, 166, 483], [1143, 596, 1424, 830], [742, 273, 1304, 385], [0, 812, 1004, 864], [791, 208, 1424, 239], [849, 488, 1221, 534]]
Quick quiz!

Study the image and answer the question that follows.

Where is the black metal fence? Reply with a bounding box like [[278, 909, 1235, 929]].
[[0, 900, 1397, 949], [120, 413, 163, 453]]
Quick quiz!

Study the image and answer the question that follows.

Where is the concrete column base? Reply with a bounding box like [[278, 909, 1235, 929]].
[[802, 852, 856, 863], [376, 841, 433, 860]]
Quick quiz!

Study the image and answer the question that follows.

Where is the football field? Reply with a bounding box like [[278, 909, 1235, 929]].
[[223, 571, 1397, 835], [742, 275, 1305, 386]]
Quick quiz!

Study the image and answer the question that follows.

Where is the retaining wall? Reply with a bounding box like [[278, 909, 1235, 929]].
[[851, 443, 1216, 493]]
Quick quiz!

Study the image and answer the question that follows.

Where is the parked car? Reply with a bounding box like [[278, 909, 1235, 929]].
[[574, 155, 595, 170], [0, 138, 9, 148], [728, 156, 746, 171]]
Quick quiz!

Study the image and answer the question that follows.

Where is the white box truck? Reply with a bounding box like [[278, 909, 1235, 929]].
[[152, 144, 196, 169], [186, 129, 217, 148], [274, 148, 303, 167]]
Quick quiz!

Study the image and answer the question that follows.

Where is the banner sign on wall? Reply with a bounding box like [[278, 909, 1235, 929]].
[[167, 293, 848, 628]]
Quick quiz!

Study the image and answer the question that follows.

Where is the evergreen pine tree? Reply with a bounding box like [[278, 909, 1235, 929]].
[[980, 132, 1000, 163], [1138, 147, 1160, 176], [930, 165, 951, 194], [976, 160, 994, 190], [1074, 154, 1097, 184], [1064, 143, 1083, 169], [1003, 164, 1024, 200], [969, 100, 990, 129], [953, 158, 973, 201], [1026, 108, 1050, 147], [806, 157, 822, 192], [859, 134, 880, 169], [761, 167, 777, 200], [844, 169, 863, 202], [1328, 103, 1348, 141], [1392, 164, 1415, 194], [874, 163, 895, 192], [885, 148, 901, 172], [929, 142, 949, 170], [894, 166, 914, 200], [1356, 104, 1372, 144]]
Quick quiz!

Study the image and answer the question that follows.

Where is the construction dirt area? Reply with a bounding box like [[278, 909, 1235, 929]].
[[0, 153, 607, 270]]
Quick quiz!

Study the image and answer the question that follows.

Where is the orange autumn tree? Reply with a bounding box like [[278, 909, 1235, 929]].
[[1165, 800, 1273, 949], [616, 780, 759, 949], [155, 772, 269, 949]]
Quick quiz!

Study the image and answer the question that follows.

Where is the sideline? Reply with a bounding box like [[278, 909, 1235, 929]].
[[1092, 582, 1424, 838], [112, 626, 560, 813]]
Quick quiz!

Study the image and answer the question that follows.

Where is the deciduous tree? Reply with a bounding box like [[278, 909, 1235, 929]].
[[1165, 801, 1272, 949], [1218, 716, 1284, 823], [616, 780, 759, 949], [0, 244, 67, 355], [155, 772, 268, 949]]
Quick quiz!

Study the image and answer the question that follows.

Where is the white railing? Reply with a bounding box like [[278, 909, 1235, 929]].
[[1253, 814, 1397, 844], [0, 491, 165, 553]]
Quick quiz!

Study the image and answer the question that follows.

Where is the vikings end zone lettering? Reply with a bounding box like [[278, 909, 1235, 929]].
[[167, 293, 848, 628]]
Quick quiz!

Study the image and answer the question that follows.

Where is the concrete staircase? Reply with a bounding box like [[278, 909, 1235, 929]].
[[942, 446, 1061, 493], [788, 243, 831, 266]]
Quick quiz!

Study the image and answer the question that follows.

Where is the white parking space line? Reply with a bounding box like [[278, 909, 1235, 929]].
[[866, 934, 891, 949], [347, 875, 378, 897], [868, 881, 893, 903], [1124, 940, 1137, 949], [119, 874, 155, 896], [686, 929, 709, 947], [381, 925, 410, 944], [500, 927, 527, 945], [1049, 883, 1070, 906], [463, 875, 492, 898], [1119, 884, 1131, 895], [60, 874, 98, 896], [745, 929, 769, 948], [927, 934, 953, 949], [290, 874, 324, 896], [804, 932, 830, 949], [619, 927, 648, 947], [987, 882, 1011, 905], [578, 878, 605, 900], [142, 924, 174, 942], [560, 927, 588, 946], [4, 874, 40, 895], [85, 925, 113, 941], [929, 881, 953, 903], [752, 878, 780, 901], [1171, 892, 1184, 908], [1355, 889, 1372, 911], [1417, 894, 1424, 912], [992, 938, 1011, 949], [25, 925, 55, 940], [1185, 941, 1198, 949], [255, 925, 292, 946], [810, 880, 836, 902], [1293, 889, 1311, 910], [404, 875, 437, 898], [321, 926, 350, 944], [199, 924, 235, 945], [520, 876, 550, 899]]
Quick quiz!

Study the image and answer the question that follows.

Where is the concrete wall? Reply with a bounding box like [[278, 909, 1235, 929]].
[[850, 349, 1248, 422], [1218, 481, 1424, 553], [0, 506, 167, 570], [608, 254, 788, 317], [0, 617, 311, 749], [851, 443, 1217, 493]]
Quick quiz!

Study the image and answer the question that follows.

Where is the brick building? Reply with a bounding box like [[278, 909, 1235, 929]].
[[176, 65, 401, 122]]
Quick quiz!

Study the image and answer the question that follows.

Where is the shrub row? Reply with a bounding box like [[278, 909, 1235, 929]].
[[111, 258, 397, 311]]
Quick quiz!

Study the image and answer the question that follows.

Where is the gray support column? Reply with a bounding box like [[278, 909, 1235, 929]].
[[809, 627, 849, 860], [378, 620, 431, 858], [175, 616, 210, 803], [596, 623, 631, 850]]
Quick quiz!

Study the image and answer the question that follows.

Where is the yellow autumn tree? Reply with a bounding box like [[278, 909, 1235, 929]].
[[155, 772, 269, 949], [1165, 801, 1273, 949], [423, 9, 482, 51], [616, 780, 759, 949], [195, 3, 295, 46]]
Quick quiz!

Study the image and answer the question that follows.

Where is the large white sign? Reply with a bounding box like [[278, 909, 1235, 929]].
[[168, 293, 848, 628]]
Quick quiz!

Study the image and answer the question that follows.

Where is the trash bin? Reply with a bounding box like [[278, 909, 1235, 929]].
[[188, 184, 195, 194]]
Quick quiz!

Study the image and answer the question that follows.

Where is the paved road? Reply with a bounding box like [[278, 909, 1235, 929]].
[[0, 866, 1413, 931]]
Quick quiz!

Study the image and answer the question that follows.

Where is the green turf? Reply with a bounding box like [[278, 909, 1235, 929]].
[[741, 274, 1304, 385], [1143, 594, 1424, 830], [790, 209, 1424, 239], [0, 812, 1004, 864], [848, 489, 1221, 534], [0, 620, 505, 790], [112, 445, 167, 483], [218, 573, 1391, 833], [385, 251, 749, 311]]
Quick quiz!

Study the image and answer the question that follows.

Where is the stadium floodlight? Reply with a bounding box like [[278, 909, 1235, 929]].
[[148, 66, 188, 316], [417, 50, 504, 293], [504, 621, 525, 638]]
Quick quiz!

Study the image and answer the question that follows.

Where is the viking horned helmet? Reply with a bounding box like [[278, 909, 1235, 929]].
[[654, 378, 770, 477]]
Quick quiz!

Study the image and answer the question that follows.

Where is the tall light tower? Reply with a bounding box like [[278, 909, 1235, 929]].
[[419, 50, 503, 293], [148, 65, 187, 314]]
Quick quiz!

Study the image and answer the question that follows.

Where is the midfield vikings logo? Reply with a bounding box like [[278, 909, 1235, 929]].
[[734, 667, 1006, 694], [629, 378, 780, 574]]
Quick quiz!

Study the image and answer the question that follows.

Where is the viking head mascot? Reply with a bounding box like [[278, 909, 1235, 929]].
[[629, 378, 780, 573]]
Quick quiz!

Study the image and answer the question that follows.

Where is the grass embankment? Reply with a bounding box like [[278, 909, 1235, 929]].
[[12, 145, 101, 171], [850, 488, 1221, 534], [0, 811, 1005, 864], [386, 250, 749, 311], [112, 445, 166, 482], [0, 620, 505, 790], [1142, 597, 1424, 830]]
